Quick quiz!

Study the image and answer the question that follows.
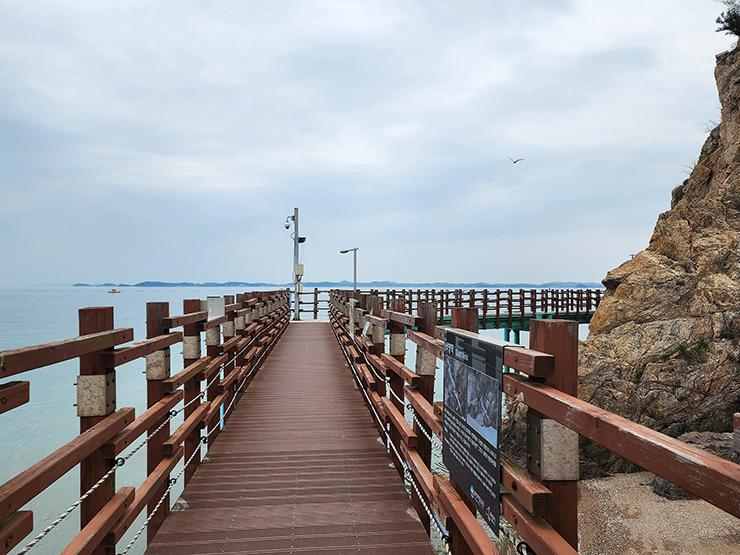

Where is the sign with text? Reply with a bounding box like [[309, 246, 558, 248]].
[[442, 329, 504, 535]]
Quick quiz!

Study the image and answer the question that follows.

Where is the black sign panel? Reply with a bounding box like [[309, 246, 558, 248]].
[[442, 329, 504, 535]]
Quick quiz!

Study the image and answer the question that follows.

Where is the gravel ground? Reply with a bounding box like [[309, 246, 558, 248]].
[[579, 472, 740, 555]]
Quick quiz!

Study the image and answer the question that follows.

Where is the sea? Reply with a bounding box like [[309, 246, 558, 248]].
[[0, 285, 589, 555], [0, 285, 289, 555]]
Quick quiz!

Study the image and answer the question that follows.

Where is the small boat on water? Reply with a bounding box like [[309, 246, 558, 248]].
[[108, 288, 121, 294]]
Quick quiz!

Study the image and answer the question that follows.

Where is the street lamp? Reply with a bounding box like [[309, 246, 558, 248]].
[[285, 208, 306, 321], [339, 247, 358, 294]]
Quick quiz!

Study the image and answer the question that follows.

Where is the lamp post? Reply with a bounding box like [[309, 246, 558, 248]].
[[339, 247, 358, 294], [285, 208, 305, 321]]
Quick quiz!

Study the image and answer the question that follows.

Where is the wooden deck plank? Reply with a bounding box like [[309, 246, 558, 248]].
[[145, 321, 434, 555]]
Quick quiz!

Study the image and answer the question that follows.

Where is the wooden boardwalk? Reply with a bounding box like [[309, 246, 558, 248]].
[[145, 320, 436, 555]]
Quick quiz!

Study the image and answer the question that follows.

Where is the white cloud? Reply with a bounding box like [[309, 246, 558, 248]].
[[0, 0, 734, 286]]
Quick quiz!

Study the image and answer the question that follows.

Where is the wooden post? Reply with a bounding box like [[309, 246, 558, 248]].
[[412, 302, 437, 534], [507, 289, 513, 329], [314, 289, 319, 319], [223, 295, 236, 424], [206, 302, 222, 448], [446, 307, 479, 555], [495, 289, 500, 328], [519, 289, 525, 329], [78, 307, 116, 555], [482, 290, 488, 330], [146, 302, 170, 544], [529, 319, 579, 550], [182, 299, 202, 486], [388, 298, 406, 478], [369, 295, 386, 396]]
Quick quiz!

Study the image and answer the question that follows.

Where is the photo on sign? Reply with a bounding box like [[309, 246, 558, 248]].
[[443, 356, 468, 417], [466, 368, 500, 446]]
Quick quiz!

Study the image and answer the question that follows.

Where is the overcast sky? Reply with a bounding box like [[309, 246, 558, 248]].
[[0, 1, 733, 287]]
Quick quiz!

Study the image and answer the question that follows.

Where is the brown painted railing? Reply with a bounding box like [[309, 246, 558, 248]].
[[297, 288, 602, 327], [329, 290, 740, 555], [296, 288, 332, 318], [0, 290, 290, 555]]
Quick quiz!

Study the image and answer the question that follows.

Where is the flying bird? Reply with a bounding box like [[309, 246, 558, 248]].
[[508, 157, 523, 164]]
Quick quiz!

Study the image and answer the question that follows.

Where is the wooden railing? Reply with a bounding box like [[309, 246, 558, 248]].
[[297, 288, 602, 328], [329, 290, 740, 555], [0, 290, 290, 555], [296, 289, 332, 319]]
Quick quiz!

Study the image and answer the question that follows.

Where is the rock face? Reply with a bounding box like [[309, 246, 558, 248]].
[[578, 49, 740, 475]]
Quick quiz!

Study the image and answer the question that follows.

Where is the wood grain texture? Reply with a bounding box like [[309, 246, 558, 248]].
[[0, 408, 134, 522], [0, 328, 133, 377], [0, 511, 32, 555], [501, 493, 577, 555], [0, 381, 29, 415], [60, 487, 134, 555], [503, 373, 740, 517], [102, 332, 182, 367]]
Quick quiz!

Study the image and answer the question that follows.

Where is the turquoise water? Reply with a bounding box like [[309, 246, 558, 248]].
[[0, 286, 286, 555]]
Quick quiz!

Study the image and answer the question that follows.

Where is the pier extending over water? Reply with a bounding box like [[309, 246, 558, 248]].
[[0, 287, 738, 555]]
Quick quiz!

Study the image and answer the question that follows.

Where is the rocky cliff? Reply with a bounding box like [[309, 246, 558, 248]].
[[577, 48, 740, 475]]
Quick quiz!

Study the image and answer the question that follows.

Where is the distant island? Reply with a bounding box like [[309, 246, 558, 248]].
[[73, 280, 604, 288]]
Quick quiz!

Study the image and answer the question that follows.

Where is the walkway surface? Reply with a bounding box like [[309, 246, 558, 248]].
[[146, 321, 435, 555]]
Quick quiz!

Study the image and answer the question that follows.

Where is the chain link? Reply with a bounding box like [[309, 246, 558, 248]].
[[16, 405, 182, 555], [410, 410, 444, 453], [118, 436, 204, 555]]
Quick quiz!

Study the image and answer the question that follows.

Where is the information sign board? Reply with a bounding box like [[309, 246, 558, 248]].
[[442, 329, 504, 535]]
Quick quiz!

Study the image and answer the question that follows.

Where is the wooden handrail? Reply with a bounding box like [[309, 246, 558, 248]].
[[0, 290, 291, 555], [329, 290, 740, 555], [61, 487, 135, 555], [101, 332, 182, 367], [0, 408, 135, 522], [102, 392, 183, 458], [0, 381, 29, 414], [0, 328, 133, 378], [503, 372, 740, 518]]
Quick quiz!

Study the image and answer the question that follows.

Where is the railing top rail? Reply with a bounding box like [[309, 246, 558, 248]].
[[0, 328, 134, 378]]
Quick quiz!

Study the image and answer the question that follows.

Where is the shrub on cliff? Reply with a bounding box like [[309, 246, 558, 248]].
[[717, 0, 740, 37]]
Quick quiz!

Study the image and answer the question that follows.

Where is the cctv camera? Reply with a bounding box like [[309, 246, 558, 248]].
[[284, 222, 290, 229]]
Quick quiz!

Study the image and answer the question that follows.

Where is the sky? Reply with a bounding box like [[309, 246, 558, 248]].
[[0, 1, 734, 287]]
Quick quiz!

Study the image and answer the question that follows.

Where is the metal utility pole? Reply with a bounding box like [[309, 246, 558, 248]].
[[285, 207, 305, 321], [339, 247, 358, 294], [293, 208, 300, 321]]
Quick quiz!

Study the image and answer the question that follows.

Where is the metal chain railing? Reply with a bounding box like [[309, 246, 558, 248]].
[[118, 312, 286, 555], [117, 435, 206, 555], [17, 307, 287, 555], [333, 301, 533, 555], [330, 316, 452, 553], [410, 409, 444, 454], [16, 408, 178, 555]]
